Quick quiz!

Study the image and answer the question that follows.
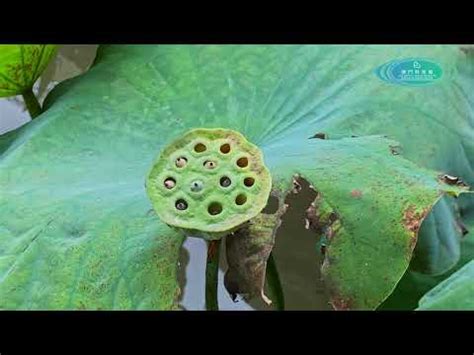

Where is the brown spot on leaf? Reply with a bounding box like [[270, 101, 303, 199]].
[[403, 206, 430, 253], [402, 205, 428, 234], [330, 295, 354, 310], [350, 189, 363, 198]]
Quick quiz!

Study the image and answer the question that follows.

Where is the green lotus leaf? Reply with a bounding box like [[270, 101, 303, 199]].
[[0, 45, 472, 309], [380, 194, 474, 310], [417, 259, 474, 310], [0, 45, 57, 97], [410, 196, 463, 275]]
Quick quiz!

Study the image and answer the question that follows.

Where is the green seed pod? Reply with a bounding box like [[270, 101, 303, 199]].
[[146, 128, 272, 240]]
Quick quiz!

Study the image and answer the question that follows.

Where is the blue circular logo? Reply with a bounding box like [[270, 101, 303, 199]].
[[375, 58, 443, 86]]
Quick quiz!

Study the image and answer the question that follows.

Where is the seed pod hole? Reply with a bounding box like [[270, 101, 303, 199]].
[[220, 143, 231, 154], [208, 202, 223, 215], [235, 194, 247, 206], [175, 157, 187, 168], [190, 180, 204, 192], [244, 177, 255, 187], [175, 199, 188, 211], [220, 176, 232, 187], [236, 157, 249, 168], [164, 177, 176, 189], [203, 160, 217, 169], [194, 143, 207, 153]]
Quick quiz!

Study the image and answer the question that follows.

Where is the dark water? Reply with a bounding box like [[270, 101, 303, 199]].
[[271, 179, 332, 310]]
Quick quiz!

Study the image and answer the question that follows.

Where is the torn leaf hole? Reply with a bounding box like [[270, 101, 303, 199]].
[[262, 195, 280, 214], [270, 177, 332, 309]]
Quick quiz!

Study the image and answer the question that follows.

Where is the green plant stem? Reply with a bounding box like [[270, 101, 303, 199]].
[[22, 87, 42, 119], [205, 240, 221, 311], [266, 252, 285, 310]]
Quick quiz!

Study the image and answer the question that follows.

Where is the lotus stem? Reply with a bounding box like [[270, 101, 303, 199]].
[[205, 240, 221, 311], [22, 87, 42, 119]]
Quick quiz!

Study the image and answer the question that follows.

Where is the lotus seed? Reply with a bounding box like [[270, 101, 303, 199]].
[[190, 180, 204, 192], [164, 178, 176, 189], [175, 199, 188, 210], [204, 160, 217, 169], [220, 176, 231, 187], [176, 157, 187, 168]]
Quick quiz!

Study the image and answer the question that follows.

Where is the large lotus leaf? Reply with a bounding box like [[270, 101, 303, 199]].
[[0, 45, 57, 97], [380, 236, 474, 310], [410, 196, 463, 275], [380, 193, 474, 310], [0, 111, 184, 309], [266, 135, 466, 308], [416, 259, 474, 310], [300, 46, 474, 179], [310, 47, 474, 276], [0, 45, 472, 309]]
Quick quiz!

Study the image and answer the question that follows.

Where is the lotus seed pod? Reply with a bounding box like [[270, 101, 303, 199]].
[[146, 128, 272, 240]]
